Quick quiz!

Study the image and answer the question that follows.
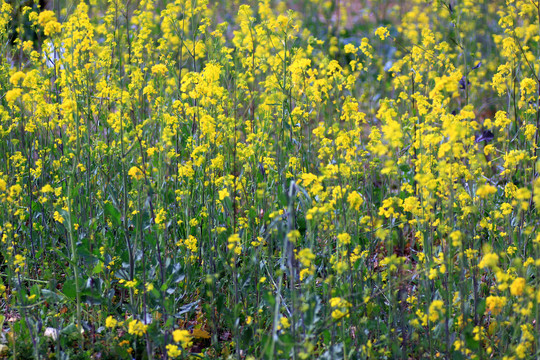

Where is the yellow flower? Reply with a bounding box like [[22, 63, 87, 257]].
[[329, 297, 351, 320], [166, 344, 182, 358], [37, 10, 62, 35], [118, 340, 130, 347], [297, 248, 316, 280], [128, 166, 144, 180], [105, 316, 117, 329], [337, 233, 351, 245], [449, 231, 462, 247], [478, 253, 498, 269], [147, 147, 158, 156], [128, 319, 147, 336], [347, 191, 364, 211], [227, 233, 242, 255], [41, 184, 54, 193], [494, 110, 511, 128], [5, 88, 22, 105], [331, 308, 348, 320], [476, 184, 497, 198], [344, 43, 357, 54], [172, 329, 192, 348], [375, 26, 390, 40], [9, 71, 26, 86], [13, 258, 24, 273], [523, 124, 536, 141], [124, 279, 138, 288], [280, 316, 290, 329], [151, 64, 168, 76], [155, 208, 167, 227], [218, 188, 229, 200], [516, 343, 528, 359], [428, 268, 438, 280], [287, 230, 301, 243], [501, 202, 513, 215], [428, 300, 444, 323], [53, 211, 64, 224], [183, 235, 198, 253], [510, 277, 526, 296], [485, 296, 506, 315], [506, 246, 517, 256]]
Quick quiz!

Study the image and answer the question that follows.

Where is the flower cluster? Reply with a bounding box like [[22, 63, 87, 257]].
[[1, 0, 540, 358]]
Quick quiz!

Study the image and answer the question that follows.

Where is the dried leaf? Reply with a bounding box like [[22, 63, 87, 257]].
[[192, 328, 211, 339]]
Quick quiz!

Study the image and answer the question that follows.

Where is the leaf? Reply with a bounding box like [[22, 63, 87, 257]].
[[241, 326, 253, 345], [54, 249, 75, 267], [263, 291, 276, 307], [166, 288, 175, 295], [62, 279, 77, 299], [262, 334, 274, 358], [176, 300, 200, 316], [104, 202, 122, 227], [77, 245, 96, 261], [320, 343, 344, 360], [465, 324, 479, 350], [82, 295, 102, 306], [60, 323, 79, 336], [92, 261, 103, 274], [303, 295, 322, 330], [58, 209, 70, 229], [114, 345, 130, 358], [41, 289, 62, 302]]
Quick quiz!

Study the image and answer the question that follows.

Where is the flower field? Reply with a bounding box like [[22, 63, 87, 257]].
[[1, 0, 540, 358]]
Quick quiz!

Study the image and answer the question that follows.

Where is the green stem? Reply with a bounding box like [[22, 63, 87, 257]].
[[67, 174, 82, 338]]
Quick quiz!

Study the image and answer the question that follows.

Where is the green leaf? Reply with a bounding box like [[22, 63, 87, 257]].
[[61, 323, 79, 336], [241, 326, 253, 345], [465, 325, 479, 350], [263, 291, 276, 307], [104, 202, 122, 227], [92, 261, 103, 275], [54, 250, 76, 267], [58, 208, 70, 229], [41, 289, 62, 302], [62, 279, 78, 299]]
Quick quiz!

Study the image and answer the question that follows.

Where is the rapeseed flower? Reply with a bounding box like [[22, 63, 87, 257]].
[[105, 316, 117, 329], [128, 319, 147, 336], [486, 296, 506, 315], [510, 278, 526, 296], [173, 329, 192, 348], [479, 253, 499, 269], [166, 344, 182, 358]]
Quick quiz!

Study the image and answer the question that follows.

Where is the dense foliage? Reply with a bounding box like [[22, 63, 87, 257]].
[[1, 0, 540, 358]]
